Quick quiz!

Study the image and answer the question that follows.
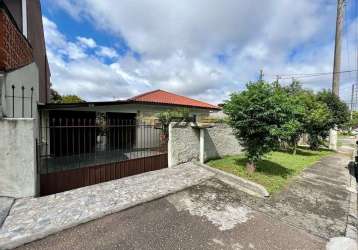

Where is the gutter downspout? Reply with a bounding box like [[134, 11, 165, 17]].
[[21, 0, 27, 38], [0, 73, 4, 118]]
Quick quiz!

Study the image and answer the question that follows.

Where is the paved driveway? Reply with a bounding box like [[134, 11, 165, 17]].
[[13, 150, 354, 250], [17, 178, 325, 250]]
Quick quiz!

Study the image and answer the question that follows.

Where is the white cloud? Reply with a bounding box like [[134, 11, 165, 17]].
[[96, 46, 119, 58], [43, 17, 139, 101], [43, 0, 357, 104], [77, 36, 97, 48]]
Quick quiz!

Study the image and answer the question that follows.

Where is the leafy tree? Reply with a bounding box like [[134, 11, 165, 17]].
[[61, 95, 85, 103], [49, 88, 62, 103], [157, 108, 190, 137], [272, 82, 305, 154], [316, 89, 349, 129], [49, 88, 85, 104], [224, 81, 283, 172], [301, 91, 332, 150], [349, 111, 358, 128]]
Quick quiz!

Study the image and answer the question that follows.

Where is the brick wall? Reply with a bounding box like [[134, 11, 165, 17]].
[[0, 8, 33, 71]]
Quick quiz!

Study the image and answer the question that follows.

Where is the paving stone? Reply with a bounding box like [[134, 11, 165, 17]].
[[0, 163, 215, 249]]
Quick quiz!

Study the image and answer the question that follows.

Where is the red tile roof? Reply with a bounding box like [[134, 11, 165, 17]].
[[129, 90, 220, 110]]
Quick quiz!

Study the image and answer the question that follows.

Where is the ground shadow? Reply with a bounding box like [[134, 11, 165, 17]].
[[234, 158, 294, 178], [278, 146, 331, 157]]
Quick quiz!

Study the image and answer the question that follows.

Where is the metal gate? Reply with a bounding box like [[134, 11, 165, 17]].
[[37, 111, 168, 196]]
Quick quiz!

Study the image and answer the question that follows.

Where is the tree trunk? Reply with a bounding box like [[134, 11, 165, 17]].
[[246, 161, 256, 173], [292, 143, 297, 155]]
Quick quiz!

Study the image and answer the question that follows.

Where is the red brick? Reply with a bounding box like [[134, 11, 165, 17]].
[[0, 9, 33, 71]]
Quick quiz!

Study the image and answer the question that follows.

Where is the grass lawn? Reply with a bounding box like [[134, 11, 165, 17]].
[[207, 147, 333, 194]]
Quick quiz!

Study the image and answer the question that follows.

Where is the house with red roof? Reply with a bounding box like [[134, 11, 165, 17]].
[[40, 89, 221, 123], [35, 89, 220, 195]]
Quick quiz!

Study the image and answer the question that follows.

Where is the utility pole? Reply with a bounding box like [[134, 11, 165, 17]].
[[259, 69, 264, 81], [332, 0, 345, 96], [351, 84, 355, 120], [330, 0, 345, 151], [276, 75, 280, 83]]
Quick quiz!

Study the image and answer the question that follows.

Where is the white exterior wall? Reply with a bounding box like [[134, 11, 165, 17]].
[[43, 104, 214, 150], [0, 118, 37, 198], [1, 63, 39, 120], [135, 125, 161, 149]]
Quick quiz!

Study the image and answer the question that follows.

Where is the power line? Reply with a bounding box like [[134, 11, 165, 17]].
[[267, 69, 358, 81]]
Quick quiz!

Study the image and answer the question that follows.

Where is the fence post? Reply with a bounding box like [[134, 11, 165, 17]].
[[30, 87, 34, 118], [11, 85, 15, 117], [200, 128, 205, 163], [21, 86, 25, 118]]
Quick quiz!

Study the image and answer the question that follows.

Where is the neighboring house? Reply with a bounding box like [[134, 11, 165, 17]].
[[40, 89, 220, 123], [209, 103, 227, 120], [38, 89, 220, 165], [36, 90, 220, 195], [0, 0, 50, 119]]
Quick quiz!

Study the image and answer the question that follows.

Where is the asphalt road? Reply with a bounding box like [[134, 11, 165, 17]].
[[17, 178, 325, 250]]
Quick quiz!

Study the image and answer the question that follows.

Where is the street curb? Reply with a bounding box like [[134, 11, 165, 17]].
[[0, 169, 215, 250], [346, 161, 358, 241], [194, 161, 270, 198]]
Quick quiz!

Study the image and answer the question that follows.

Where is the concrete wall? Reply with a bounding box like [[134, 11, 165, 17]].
[[0, 118, 37, 198], [168, 123, 242, 167], [1, 63, 39, 119], [168, 122, 200, 167], [200, 124, 242, 162]]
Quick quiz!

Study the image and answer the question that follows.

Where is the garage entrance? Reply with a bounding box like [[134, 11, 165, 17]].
[[37, 110, 167, 196]]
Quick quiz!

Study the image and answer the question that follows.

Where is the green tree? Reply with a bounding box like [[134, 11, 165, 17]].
[[224, 81, 283, 172], [272, 82, 305, 154], [316, 89, 349, 129], [49, 88, 85, 104], [157, 108, 190, 137], [61, 95, 85, 103], [301, 91, 332, 150], [49, 88, 62, 104], [349, 111, 358, 128]]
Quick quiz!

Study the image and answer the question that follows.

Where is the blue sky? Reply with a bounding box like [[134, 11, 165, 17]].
[[40, 0, 358, 104]]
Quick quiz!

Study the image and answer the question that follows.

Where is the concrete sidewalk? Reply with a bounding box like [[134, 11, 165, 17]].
[[233, 153, 356, 241], [0, 163, 215, 250]]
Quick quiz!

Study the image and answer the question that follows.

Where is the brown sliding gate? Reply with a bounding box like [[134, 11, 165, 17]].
[[38, 111, 168, 196]]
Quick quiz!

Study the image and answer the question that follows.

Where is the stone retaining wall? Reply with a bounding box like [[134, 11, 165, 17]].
[[168, 122, 242, 167], [168, 122, 200, 167], [201, 124, 242, 162]]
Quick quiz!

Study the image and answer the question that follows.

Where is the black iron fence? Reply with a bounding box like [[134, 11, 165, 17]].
[[37, 118, 167, 174], [5, 84, 35, 118]]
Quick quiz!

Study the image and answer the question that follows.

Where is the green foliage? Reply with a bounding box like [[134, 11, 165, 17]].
[[49, 88, 62, 104], [271, 82, 306, 154], [349, 111, 358, 128], [157, 108, 190, 136], [61, 95, 85, 103], [224, 80, 347, 167], [304, 100, 332, 150], [316, 89, 350, 129], [49, 88, 85, 104], [224, 81, 283, 164], [291, 88, 333, 150]]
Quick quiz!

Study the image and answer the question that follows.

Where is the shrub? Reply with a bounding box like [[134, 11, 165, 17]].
[[224, 81, 283, 172]]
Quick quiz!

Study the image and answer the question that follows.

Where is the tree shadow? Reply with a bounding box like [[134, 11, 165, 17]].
[[277, 146, 331, 156], [234, 158, 294, 178]]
